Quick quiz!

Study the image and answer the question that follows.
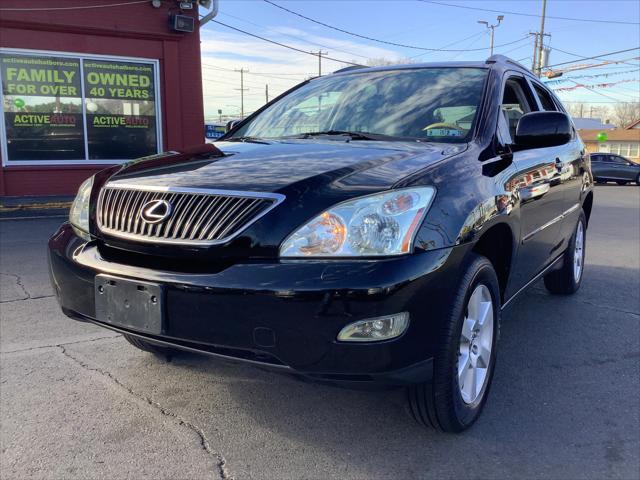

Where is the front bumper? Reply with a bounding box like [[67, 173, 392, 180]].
[[49, 223, 465, 385]]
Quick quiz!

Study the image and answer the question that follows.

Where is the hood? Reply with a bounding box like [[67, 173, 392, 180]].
[[107, 139, 465, 195], [95, 140, 466, 259]]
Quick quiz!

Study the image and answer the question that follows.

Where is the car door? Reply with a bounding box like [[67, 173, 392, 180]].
[[612, 155, 639, 181], [600, 154, 622, 179], [529, 80, 587, 246], [499, 74, 566, 292], [590, 154, 606, 178]]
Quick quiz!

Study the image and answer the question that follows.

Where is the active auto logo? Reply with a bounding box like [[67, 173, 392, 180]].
[[140, 199, 172, 224]]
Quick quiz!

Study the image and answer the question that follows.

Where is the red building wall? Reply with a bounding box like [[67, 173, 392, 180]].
[[0, 0, 205, 197]]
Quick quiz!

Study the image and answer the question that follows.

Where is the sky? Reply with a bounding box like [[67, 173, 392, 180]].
[[199, 0, 640, 121]]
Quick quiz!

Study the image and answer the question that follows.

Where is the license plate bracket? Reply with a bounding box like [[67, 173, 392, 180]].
[[95, 274, 164, 334]]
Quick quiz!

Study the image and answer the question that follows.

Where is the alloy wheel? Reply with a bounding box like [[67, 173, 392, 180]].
[[574, 220, 584, 282], [458, 284, 494, 405]]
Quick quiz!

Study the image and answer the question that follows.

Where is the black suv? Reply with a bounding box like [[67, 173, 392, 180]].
[[49, 55, 594, 432], [590, 153, 640, 185]]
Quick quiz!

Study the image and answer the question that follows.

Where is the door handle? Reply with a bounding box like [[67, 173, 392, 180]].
[[520, 182, 550, 201]]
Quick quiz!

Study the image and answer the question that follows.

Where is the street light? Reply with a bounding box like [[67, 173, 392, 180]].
[[478, 15, 504, 56]]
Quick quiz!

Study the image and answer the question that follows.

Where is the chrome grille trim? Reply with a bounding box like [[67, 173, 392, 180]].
[[96, 184, 285, 246]]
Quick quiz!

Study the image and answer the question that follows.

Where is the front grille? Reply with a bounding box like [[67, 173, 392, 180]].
[[96, 184, 284, 245]]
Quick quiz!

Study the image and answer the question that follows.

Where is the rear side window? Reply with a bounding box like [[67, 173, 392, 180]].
[[533, 83, 557, 111]]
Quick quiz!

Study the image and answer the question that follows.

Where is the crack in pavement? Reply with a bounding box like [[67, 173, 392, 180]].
[[1, 334, 121, 355], [0, 271, 55, 304], [58, 345, 234, 480], [0, 294, 55, 304], [0, 271, 32, 301]]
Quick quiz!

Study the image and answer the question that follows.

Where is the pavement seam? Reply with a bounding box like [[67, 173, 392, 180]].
[[58, 345, 234, 480], [0, 294, 56, 304], [0, 334, 121, 355]]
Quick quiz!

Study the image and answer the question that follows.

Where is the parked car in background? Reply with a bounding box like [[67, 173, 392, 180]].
[[591, 153, 640, 185], [49, 55, 594, 433]]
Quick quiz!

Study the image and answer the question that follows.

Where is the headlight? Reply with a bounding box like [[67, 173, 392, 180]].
[[280, 186, 435, 257], [69, 176, 94, 233]]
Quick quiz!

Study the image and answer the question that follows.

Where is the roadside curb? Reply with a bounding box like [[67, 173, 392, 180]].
[[0, 197, 73, 220]]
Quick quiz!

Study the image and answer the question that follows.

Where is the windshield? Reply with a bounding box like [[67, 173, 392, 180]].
[[232, 67, 488, 143]]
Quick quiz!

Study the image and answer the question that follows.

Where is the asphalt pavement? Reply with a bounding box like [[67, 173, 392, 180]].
[[1, 185, 638, 480]]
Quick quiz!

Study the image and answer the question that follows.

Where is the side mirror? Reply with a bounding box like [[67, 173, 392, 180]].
[[515, 111, 572, 149], [226, 119, 240, 133]]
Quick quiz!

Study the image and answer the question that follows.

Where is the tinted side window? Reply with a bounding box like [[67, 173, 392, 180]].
[[500, 77, 536, 142], [532, 83, 557, 111], [591, 154, 602, 162]]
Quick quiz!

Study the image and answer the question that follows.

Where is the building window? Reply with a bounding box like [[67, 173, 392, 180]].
[[599, 142, 634, 156], [0, 49, 161, 165]]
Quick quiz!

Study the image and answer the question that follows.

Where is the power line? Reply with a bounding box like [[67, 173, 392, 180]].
[[211, 19, 362, 67], [551, 46, 639, 68], [565, 80, 628, 102], [263, 0, 530, 52], [560, 100, 630, 104], [218, 12, 372, 61], [409, 31, 485, 59], [0, 0, 148, 11], [418, 1, 640, 26], [202, 63, 310, 77], [545, 47, 640, 68]]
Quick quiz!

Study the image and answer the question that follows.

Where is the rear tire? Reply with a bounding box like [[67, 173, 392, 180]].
[[408, 254, 500, 433], [123, 334, 179, 359], [636, 174, 640, 186], [616, 180, 627, 186], [544, 211, 586, 295]]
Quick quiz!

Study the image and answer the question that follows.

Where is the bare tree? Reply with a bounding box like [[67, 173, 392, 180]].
[[564, 103, 612, 123], [350, 57, 415, 67], [565, 102, 588, 118], [611, 102, 640, 128]]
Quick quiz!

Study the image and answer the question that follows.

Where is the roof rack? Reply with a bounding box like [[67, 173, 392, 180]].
[[333, 65, 367, 74], [485, 54, 532, 73]]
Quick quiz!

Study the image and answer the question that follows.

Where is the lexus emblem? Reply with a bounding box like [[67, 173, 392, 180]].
[[140, 199, 172, 224]]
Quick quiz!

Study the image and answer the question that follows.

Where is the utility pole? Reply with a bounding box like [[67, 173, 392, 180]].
[[536, 0, 548, 77], [531, 32, 539, 72], [265, 84, 269, 104], [315, 50, 328, 76], [530, 31, 551, 74], [234, 68, 249, 118], [478, 16, 504, 56]]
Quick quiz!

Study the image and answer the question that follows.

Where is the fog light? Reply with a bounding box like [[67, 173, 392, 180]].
[[337, 312, 409, 342]]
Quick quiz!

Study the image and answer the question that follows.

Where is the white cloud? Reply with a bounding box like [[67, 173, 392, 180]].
[[199, 25, 403, 119]]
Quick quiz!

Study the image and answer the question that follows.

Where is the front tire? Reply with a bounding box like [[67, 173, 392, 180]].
[[616, 180, 628, 186], [544, 211, 586, 294], [123, 334, 179, 359], [408, 254, 500, 432]]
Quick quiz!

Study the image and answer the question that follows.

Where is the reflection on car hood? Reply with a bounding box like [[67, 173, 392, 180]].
[[107, 139, 466, 194]]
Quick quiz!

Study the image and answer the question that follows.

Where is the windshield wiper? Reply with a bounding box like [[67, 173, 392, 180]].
[[226, 136, 271, 144], [291, 130, 390, 141]]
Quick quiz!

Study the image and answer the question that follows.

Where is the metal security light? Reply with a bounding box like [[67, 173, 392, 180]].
[[171, 14, 195, 32], [477, 15, 504, 56]]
